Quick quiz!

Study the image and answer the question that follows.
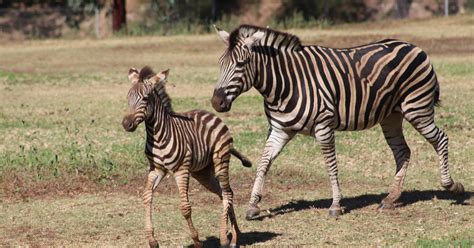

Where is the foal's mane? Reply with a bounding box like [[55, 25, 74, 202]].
[[139, 66, 192, 121]]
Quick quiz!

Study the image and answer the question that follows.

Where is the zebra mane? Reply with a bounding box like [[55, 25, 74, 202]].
[[229, 24, 303, 51], [154, 83, 174, 114], [139, 66, 174, 114], [138, 66, 155, 82], [138, 66, 192, 121]]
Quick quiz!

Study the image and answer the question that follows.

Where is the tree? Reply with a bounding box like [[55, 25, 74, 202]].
[[112, 0, 126, 32]]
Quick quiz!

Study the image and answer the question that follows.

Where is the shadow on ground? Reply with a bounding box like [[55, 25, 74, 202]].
[[186, 231, 281, 248], [250, 189, 472, 221]]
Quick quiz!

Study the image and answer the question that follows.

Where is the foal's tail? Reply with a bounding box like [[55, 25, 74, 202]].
[[432, 70, 441, 107], [230, 148, 252, 167], [433, 79, 441, 107]]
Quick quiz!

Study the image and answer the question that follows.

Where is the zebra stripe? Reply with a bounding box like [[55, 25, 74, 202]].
[[123, 66, 251, 247], [211, 25, 464, 219]]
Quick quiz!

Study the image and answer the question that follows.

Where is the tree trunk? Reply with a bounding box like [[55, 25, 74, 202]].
[[395, 0, 409, 19], [112, 0, 126, 32], [212, 0, 218, 22], [322, 0, 329, 19]]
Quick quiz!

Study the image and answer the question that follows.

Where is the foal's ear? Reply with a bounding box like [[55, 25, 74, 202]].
[[214, 25, 229, 46], [128, 68, 139, 83], [149, 69, 170, 87], [156, 69, 170, 82]]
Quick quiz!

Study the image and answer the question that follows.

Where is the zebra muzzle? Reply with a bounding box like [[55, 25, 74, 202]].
[[122, 115, 138, 132], [211, 88, 231, 112]]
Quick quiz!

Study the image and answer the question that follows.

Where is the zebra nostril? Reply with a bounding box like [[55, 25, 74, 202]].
[[219, 100, 225, 107]]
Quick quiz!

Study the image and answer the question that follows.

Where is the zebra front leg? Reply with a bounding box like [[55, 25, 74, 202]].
[[314, 125, 343, 217], [246, 128, 294, 220], [143, 167, 167, 248], [379, 112, 411, 210], [174, 169, 203, 248]]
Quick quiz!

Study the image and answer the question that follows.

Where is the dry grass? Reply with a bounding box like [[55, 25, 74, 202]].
[[0, 15, 473, 247]]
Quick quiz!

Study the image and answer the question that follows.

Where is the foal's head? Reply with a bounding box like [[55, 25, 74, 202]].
[[122, 66, 169, 132]]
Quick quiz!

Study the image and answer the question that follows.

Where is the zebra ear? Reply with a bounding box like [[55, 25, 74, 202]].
[[244, 30, 265, 50], [149, 69, 170, 88], [156, 69, 170, 83], [213, 24, 229, 46], [128, 67, 139, 83]]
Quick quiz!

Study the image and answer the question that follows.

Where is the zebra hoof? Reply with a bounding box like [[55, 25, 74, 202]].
[[378, 201, 395, 210], [328, 208, 343, 217], [219, 239, 229, 248], [446, 182, 465, 195], [194, 241, 203, 248], [245, 206, 261, 220], [148, 240, 159, 248]]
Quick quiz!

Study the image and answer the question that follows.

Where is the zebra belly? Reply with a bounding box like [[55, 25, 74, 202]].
[[185, 109, 232, 172], [332, 94, 399, 131], [329, 66, 405, 132], [146, 152, 183, 171]]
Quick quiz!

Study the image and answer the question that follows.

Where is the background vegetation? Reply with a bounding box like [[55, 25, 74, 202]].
[[0, 0, 472, 38]]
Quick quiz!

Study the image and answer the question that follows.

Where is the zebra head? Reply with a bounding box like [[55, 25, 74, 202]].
[[122, 67, 169, 132], [211, 25, 265, 112]]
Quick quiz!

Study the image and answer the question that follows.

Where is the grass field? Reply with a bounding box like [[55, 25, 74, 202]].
[[0, 16, 473, 247]]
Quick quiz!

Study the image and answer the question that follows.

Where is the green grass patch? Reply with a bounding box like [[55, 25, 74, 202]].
[[0, 70, 105, 86], [416, 238, 473, 248], [434, 61, 474, 80]]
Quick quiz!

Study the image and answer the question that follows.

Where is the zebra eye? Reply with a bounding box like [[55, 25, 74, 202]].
[[235, 61, 245, 67], [235, 58, 250, 67]]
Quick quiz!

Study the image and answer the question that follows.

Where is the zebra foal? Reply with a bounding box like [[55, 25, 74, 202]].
[[211, 25, 464, 220], [122, 66, 251, 248]]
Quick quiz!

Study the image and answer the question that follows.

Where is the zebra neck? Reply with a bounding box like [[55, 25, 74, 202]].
[[253, 50, 299, 109], [145, 100, 172, 139]]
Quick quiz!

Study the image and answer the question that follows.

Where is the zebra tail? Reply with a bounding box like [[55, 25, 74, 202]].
[[434, 77, 441, 107], [230, 148, 252, 167]]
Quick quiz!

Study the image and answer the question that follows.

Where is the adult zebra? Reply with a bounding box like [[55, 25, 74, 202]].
[[122, 66, 252, 248], [211, 25, 464, 219]]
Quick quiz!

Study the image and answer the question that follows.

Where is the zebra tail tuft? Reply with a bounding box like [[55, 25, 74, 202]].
[[230, 148, 252, 167]]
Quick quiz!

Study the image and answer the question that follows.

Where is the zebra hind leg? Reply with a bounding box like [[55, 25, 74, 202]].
[[214, 154, 239, 248], [379, 112, 411, 210], [404, 112, 464, 195], [193, 164, 241, 246], [192, 166, 223, 199]]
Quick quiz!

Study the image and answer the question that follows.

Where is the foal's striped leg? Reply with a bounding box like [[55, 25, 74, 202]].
[[213, 152, 240, 247], [174, 169, 203, 248], [143, 167, 166, 248], [193, 166, 237, 245]]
